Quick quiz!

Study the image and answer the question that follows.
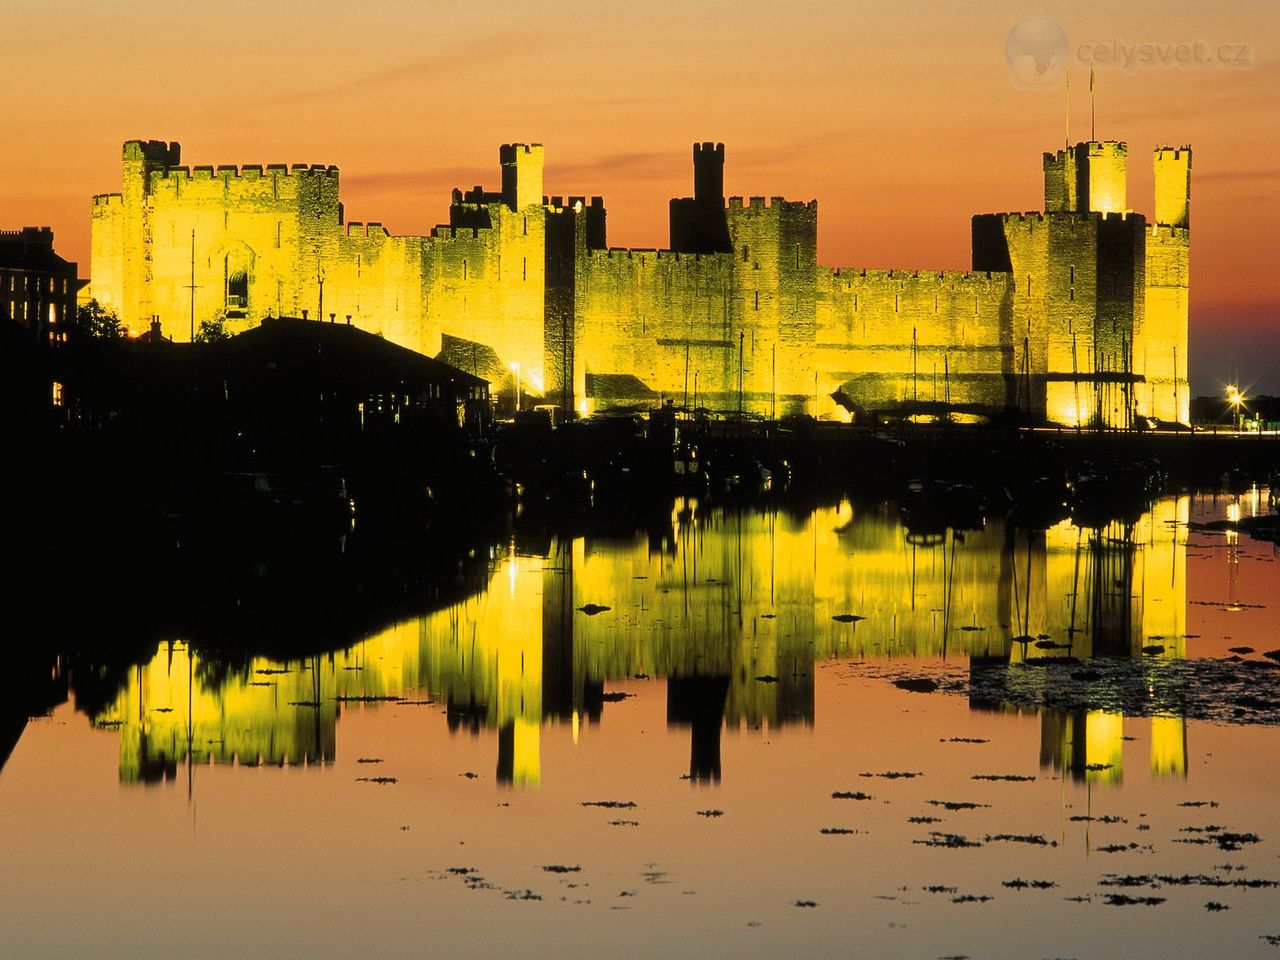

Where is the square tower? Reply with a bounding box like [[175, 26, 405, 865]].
[[1076, 141, 1127, 214], [1154, 146, 1191, 227], [1043, 147, 1078, 213], [500, 144, 544, 212]]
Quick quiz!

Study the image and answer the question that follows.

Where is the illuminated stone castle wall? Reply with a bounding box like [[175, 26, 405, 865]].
[[972, 142, 1191, 425], [89, 137, 1190, 425]]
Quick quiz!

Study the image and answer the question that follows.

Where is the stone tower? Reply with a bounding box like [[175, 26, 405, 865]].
[[1077, 140, 1127, 214], [500, 143, 544, 212], [669, 142, 732, 254], [1043, 140, 1127, 215], [1143, 146, 1192, 423]]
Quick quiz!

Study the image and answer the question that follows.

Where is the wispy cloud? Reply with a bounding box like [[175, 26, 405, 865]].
[[1105, 59, 1280, 123], [549, 151, 679, 185], [343, 167, 487, 190], [265, 30, 544, 106], [1191, 169, 1279, 184]]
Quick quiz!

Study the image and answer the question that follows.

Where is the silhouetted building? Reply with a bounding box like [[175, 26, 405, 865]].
[[59, 315, 490, 441], [0, 227, 81, 343]]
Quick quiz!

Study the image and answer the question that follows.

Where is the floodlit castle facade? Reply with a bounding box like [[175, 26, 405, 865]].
[[89, 137, 1190, 425]]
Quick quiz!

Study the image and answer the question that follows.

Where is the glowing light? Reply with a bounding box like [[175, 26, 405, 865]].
[[1226, 384, 1246, 430]]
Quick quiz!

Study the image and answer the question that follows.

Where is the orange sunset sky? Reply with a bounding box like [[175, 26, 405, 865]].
[[3, 0, 1276, 393]]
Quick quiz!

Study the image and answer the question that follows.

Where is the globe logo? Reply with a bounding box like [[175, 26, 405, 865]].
[[1005, 17, 1069, 89]]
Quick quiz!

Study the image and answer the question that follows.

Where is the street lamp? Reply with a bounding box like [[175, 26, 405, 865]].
[[1226, 384, 1244, 431], [509, 361, 521, 413]]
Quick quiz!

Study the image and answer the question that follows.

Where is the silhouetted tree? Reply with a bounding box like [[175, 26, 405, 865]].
[[194, 315, 229, 343], [75, 298, 123, 339]]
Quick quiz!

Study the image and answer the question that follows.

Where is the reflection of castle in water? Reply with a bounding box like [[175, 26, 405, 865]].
[[90, 496, 1190, 785]]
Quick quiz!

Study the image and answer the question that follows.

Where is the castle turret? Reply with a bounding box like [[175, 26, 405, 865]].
[[1143, 144, 1192, 424], [1154, 146, 1191, 227], [119, 140, 181, 329], [500, 143, 544, 212], [1077, 140, 1127, 214], [1044, 141, 1126, 215], [693, 141, 725, 203], [122, 139, 181, 180], [670, 141, 731, 254], [1043, 147, 1078, 213]]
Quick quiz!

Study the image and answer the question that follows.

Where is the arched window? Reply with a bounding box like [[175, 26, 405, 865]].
[[226, 267, 249, 315], [225, 249, 251, 316]]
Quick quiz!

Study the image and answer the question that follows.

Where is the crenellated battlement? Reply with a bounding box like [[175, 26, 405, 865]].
[[0, 226, 54, 240], [992, 209, 1143, 225], [993, 211, 1048, 226], [151, 162, 338, 181], [832, 268, 1006, 286], [1154, 145, 1192, 161], [499, 143, 543, 160], [455, 187, 504, 205], [584, 246, 729, 266], [727, 196, 817, 212], [1149, 224, 1190, 241], [123, 139, 181, 167], [345, 222, 390, 239], [546, 195, 604, 210], [428, 224, 493, 242], [92, 193, 124, 208], [1085, 140, 1127, 157]]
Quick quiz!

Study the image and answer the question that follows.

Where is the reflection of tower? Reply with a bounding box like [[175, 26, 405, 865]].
[[667, 675, 731, 782], [1086, 520, 1139, 657], [542, 538, 603, 730], [1040, 709, 1123, 784], [495, 718, 539, 787], [999, 526, 1047, 647], [495, 550, 544, 788], [1150, 715, 1186, 778], [98, 642, 339, 784]]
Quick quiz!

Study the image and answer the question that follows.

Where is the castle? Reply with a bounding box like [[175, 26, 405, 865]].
[[89, 136, 1190, 425]]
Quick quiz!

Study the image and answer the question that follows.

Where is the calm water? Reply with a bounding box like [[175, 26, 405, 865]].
[[3, 490, 1279, 959]]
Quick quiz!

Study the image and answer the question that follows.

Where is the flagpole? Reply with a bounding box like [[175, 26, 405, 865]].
[[1090, 65, 1096, 141], [1065, 67, 1070, 149]]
